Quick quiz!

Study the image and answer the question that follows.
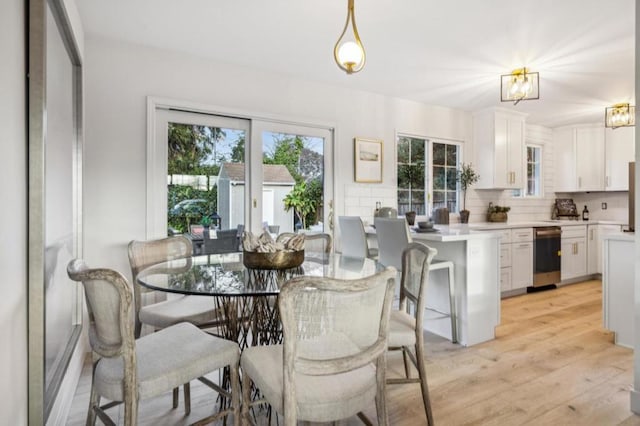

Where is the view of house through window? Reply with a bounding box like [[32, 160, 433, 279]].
[[167, 122, 245, 234], [397, 136, 460, 216], [262, 132, 324, 233]]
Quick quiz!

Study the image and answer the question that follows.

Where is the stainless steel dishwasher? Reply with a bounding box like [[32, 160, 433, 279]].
[[533, 226, 561, 287]]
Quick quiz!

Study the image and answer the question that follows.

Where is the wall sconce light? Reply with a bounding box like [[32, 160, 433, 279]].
[[605, 103, 635, 129], [501, 67, 539, 105], [334, 0, 366, 74]]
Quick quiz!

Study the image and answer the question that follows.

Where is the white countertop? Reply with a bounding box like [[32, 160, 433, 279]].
[[467, 219, 626, 230]]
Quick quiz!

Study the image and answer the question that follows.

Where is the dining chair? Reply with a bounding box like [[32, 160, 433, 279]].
[[240, 267, 397, 425], [276, 232, 333, 254], [374, 218, 457, 343], [387, 242, 437, 425], [203, 228, 240, 254], [67, 259, 241, 426], [127, 236, 219, 338], [338, 216, 378, 259], [128, 236, 221, 412]]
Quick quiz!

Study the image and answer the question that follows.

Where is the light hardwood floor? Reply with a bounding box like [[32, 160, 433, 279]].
[[67, 280, 640, 425]]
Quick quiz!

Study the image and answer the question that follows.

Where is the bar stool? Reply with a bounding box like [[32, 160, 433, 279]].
[[374, 217, 457, 343]]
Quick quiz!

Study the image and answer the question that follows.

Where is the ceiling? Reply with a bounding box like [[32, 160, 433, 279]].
[[77, 0, 635, 128]]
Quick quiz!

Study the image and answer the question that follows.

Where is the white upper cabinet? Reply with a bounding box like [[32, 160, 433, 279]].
[[605, 127, 635, 191], [473, 108, 526, 189], [553, 125, 605, 192]]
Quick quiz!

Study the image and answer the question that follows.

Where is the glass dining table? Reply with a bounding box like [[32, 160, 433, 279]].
[[136, 251, 383, 349]]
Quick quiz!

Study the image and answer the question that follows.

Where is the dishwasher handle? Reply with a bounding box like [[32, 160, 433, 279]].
[[535, 228, 561, 238]]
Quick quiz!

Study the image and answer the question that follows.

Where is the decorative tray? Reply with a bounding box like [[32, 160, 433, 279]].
[[415, 228, 439, 233]]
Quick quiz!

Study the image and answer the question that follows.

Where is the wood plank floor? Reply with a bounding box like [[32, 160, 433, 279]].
[[67, 280, 640, 425]]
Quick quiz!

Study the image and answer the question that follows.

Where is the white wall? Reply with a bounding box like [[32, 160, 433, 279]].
[[83, 37, 473, 274], [0, 0, 27, 422]]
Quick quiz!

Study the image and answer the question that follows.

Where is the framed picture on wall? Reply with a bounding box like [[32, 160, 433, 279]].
[[354, 137, 383, 183]]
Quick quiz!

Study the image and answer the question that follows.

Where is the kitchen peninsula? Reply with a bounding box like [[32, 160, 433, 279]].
[[402, 227, 501, 346]]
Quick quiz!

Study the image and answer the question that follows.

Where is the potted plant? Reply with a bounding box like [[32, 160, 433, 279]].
[[486, 202, 511, 222], [457, 163, 480, 223]]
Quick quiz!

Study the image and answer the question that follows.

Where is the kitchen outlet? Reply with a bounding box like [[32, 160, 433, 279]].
[[601, 202, 607, 210]]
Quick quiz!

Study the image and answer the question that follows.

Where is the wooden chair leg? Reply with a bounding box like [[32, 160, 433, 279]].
[[85, 384, 99, 426], [402, 347, 411, 379], [414, 342, 434, 426], [184, 382, 191, 415], [172, 387, 179, 409], [241, 370, 252, 425], [230, 362, 241, 426], [375, 355, 389, 426]]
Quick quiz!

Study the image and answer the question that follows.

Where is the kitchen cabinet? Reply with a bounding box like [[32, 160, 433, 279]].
[[605, 127, 635, 191], [494, 227, 532, 292], [602, 233, 634, 348], [553, 124, 632, 192], [553, 125, 605, 192], [473, 108, 527, 189], [587, 224, 623, 274], [561, 225, 587, 280]]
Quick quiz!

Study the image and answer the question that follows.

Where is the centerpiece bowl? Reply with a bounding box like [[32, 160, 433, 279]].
[[242, 250, 305, 270]]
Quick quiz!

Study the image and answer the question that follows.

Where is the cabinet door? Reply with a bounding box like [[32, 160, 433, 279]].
[[605, 127, 635, 191], [575, 127, 605, 191], [574, 238, 587, 277], [561, 239, 576, 280], [511, 242, 533, 289], [553, 127, 576, 192], [494, 116, 510, 188], [507, 118, 524, 188], [597, 225, 623, 273], [500, 267, 512, 292]]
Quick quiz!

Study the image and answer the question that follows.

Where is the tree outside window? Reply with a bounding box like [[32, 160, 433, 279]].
[[396, 136, 461, 216]]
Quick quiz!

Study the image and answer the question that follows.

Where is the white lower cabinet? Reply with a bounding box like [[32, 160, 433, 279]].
[[497, 228, 532, 293], [561, 226, 587, 280], [588, 224, 623, 274], [511, 242, 533, 289]]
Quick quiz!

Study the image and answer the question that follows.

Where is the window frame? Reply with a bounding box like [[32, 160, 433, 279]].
[[513, 143, 543, 198], [396, 134, 463, 215]]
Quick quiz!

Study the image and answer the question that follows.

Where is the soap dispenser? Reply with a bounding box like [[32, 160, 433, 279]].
[[582, 205, 589, 221]]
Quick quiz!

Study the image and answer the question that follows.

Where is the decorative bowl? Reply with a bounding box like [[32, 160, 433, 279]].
[[242, 250, 305, 270], [417, 221, 434, 229]]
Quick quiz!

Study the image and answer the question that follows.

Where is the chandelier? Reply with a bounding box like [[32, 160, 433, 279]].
[[334, 0, 366, 74], [500, 67, 539, 105]]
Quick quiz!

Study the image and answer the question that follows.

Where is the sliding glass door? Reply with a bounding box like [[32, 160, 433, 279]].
[[154, 109, 250, 238], [252, 122, 334, 236], [151, 107, 334, 241]]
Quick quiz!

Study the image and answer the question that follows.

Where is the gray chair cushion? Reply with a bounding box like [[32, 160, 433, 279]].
[[388, 310, 416, 347], [241, 344, 377, 423], [95, 322, 239, 401], [139, 295, 218, 329]]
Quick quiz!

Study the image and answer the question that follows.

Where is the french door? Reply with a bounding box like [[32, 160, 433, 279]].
[[150, 107, 334, 241]]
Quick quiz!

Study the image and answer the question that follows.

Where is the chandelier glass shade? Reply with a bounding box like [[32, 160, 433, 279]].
[[500, 67, 539, 105], [605, 103, 635, 129]]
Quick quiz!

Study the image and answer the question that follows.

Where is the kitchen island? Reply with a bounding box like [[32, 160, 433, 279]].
[[369, 224, 501, 346], [602, 231, 635, 348]]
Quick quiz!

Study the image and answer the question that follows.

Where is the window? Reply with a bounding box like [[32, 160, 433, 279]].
[[396, 136, 460, 215], [526, 145, 542, 196], [513, 145, 542, 197], [432, 142, 459, 213], [397, 136, 426, 215]]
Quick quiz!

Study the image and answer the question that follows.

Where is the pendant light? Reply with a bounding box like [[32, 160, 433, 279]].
[[334, 0, 366, 74]]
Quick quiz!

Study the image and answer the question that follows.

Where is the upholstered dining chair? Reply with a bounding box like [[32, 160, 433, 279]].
[[374, 218, 457, 343], [67, 259, 240, 426], [387, 242, 437, 425], [339, 216, 378, 259], [276, 232, 333, 254], [240, 267, 397, 426], [128, 236, 221, 412]]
